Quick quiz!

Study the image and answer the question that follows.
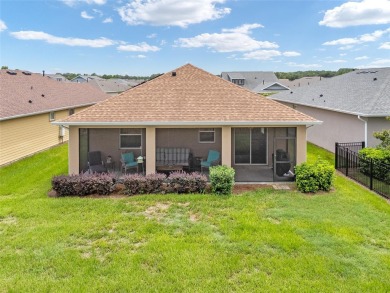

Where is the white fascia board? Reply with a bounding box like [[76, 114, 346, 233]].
[[52, 120, 322, 127]]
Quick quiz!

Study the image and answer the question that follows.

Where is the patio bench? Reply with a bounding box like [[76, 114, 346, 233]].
[[156, 147, 191, 169]]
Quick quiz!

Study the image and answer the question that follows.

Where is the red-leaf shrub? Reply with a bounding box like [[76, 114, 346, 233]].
[[52, 173, 116, 196]]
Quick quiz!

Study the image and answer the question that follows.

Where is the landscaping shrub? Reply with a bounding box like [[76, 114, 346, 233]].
[[122, 173, 149, 195], [52, 173, 116, 196], [166, 171, 207, 194], [209, 165, 235, 195], [358, 148, 390, 183], [295, 159, 334, 193]]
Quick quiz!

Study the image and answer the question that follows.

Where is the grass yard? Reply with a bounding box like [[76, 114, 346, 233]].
[[0, 143, 390, 292]]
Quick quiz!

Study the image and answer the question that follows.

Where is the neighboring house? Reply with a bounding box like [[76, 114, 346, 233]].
[[221, 71, 290, 94], [46, 73, 69, 82], [71, 75, 104, 83], [87, 78, 135, 96], [271, 68, 390, 152], [0, 69, 109, 166], [54, 64, 320, 182], [279, 76, 327, 89]]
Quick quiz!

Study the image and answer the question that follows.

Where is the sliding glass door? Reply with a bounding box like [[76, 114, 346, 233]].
[[234, 128, 267, 164]]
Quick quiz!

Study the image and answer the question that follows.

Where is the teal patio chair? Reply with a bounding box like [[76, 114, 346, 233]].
[[201, 150, 220, 173], [121, 152, 138, 174]]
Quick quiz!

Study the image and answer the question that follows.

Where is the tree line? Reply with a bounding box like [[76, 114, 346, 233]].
[[275, 68, 354, 81]]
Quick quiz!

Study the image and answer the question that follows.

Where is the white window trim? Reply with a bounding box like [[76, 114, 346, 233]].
[[199, 128, 215, 143], [119, 129, 142, 149]]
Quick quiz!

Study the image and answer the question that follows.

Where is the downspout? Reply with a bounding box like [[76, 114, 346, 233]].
[[357, 115, 367, 147]]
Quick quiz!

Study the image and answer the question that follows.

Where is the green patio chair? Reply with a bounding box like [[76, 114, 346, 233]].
[[121, 152, 138, 174], [201, 150, 220, 173]]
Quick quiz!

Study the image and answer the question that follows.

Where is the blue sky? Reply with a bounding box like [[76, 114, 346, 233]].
[[1, 0, 390, 75]]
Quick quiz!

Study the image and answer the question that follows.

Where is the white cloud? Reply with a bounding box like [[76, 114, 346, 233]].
[[10, 31, 116, 47], [319, 0, 390, 28], [283, 51, 301, 57], [379, 42, 390, 49], [0, 20, 7, 32], [323, 28, 390, 48], [242, 50, 281, 60], [324, 59, 347, 63], [241, 50, 301, 60], [339, 45, 354, 50], [175, 23, 278, 52], [357, 58, 390, 68], [287, 62, 322, 69], [81, 11, 94, 19], [63, 0, 106, 6], [339, 53, 347, 56], [136, 54, 146, 58], [92, 9, 103, 16], [147, 33, 157, 39], [118, 0, 231, 28], [103, 17, 113, 23], [222, 23, 263, 34], [117, 42, 160, 52], [355, 56, 369, 60]]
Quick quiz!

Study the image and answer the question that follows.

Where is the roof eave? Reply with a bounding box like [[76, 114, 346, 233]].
[[52, 120, 322, 127], [0, 103, 96, 121]]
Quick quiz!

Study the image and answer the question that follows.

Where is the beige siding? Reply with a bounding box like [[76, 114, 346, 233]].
[[0, 107, 88, 166]]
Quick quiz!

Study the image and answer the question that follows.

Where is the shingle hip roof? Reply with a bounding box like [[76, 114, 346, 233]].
[[271, 68, 390, 117], [57, 64, 320, 126]]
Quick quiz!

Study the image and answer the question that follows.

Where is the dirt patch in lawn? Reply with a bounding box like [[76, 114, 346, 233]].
[[232, 184, 273, 194]]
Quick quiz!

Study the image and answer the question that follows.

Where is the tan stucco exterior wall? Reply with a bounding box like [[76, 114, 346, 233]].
[[68, 126, 80, 174], [0, 108, 87, 166], [296, 125, 307, 164], [145, 127, 156, 175], [221, 126, 232, 166]]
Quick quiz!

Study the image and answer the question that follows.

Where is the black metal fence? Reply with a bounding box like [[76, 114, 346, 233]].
[[335, 142, 390, 198]]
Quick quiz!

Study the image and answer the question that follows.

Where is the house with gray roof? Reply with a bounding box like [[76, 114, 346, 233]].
[[71, 75, 104, 83], [46, 74, 69, 82], [221, 71, 290, 94], [271, 68, 390, 152]]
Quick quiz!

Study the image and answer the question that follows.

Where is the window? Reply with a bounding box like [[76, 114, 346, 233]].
[[232, 79, 244, 85], [199, 128, 215, 143], [120, 128, 142, 149], [69, 108, 75, 115], [49, 111, 55, 121], [234, 128, 267, 164]]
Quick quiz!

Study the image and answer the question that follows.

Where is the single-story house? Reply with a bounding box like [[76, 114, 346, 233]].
[[221, 71, 290, 94], [71, 75, 104, 83], [54, 64, 320, 182], [87, 78, 134, 96], [0, 69, 109, 166], [271, 68, 390, 152]]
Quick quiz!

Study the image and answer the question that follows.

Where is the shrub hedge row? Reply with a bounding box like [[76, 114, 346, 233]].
[[358, 148, 390, 184], [52, 172, 208, 196], [52, 173, 116, 196]]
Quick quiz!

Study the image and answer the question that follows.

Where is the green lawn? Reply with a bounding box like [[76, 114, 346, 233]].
[[1, 143, 390, 292]]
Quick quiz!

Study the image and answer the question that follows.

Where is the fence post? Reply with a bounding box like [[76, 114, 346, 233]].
[[345, 148, 349, 176], [335, 142, 339, 169], [370, 158, 373, 190]]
